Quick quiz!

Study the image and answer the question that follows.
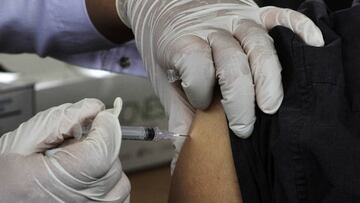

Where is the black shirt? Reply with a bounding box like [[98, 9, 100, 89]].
[[230, 1, 360, 202]]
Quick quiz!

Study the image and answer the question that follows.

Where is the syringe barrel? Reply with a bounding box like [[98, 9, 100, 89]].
[[121, 126, 157, 141]]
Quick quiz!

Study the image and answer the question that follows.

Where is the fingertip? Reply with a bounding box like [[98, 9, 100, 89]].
[[255, 64, 284, 115], [181, 78, 214, 110], [230, 122, 255, 139], [304, 26, 325, 47], [114, 97, 123, 109], [258, 91, 283, 114], [61, 98, 105, 136], [112, 97, 123, 117], [179, 52, 215, 110], [170, 35, 215, 110], [222, 98, 256, 139], [83, 98, 106, 111], [260, 7, 325, 47], [296, 14, 325, 47], [75, 98, 106, 119], [91, 110, 120, 129]]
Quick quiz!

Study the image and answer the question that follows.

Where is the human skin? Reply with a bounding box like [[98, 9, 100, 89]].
[[169, 96, 243, 203], [85, 0, 134, 44], [86, 1, 243, 200]]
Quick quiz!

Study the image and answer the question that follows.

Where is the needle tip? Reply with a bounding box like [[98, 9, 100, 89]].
[[175, 134, 189, 137]]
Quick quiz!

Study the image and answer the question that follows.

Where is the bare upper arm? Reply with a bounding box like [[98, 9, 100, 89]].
[[169, 98, 243, 203]]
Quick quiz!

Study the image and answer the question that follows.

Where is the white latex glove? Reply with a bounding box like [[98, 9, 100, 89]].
[[116, 0, 324, 170], [0, 98, 130, 203]]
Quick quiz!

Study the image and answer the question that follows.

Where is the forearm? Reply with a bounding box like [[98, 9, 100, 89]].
[[169, 98, 243, 202], [0, 0, 127, 56], [85, 0, 133, 44]]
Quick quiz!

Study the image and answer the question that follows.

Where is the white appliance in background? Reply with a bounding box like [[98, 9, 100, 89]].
[[0, 54, 174, 172], [36, 71, 174, 172], [0, 78, 34, 135]]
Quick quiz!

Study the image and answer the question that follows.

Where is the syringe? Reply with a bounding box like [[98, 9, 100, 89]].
[[121, 126, 188, 141]]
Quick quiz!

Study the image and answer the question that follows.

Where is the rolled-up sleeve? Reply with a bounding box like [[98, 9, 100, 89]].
[[60, 40, 147, 77], [0, 0, 146, 77]]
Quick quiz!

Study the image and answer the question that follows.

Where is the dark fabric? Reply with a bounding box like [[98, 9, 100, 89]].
[[230, 1, 360, 203], [259, 0, 353, 10]]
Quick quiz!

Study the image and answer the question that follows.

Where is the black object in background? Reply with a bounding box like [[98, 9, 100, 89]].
[[0, 64, 9, 72], [260, 0, 353, 11]]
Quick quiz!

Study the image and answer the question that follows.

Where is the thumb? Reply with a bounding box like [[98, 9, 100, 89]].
[[157, 73, 194, 173], [45, 98, 123, 179], [83, 97, 123, 166]]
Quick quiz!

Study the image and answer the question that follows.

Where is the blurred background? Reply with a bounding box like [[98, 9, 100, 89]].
[[0, 52, 172, 202]]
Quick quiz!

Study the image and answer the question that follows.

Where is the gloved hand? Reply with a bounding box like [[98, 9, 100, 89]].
[[116, 0, 324, 170], [0, 98, 130, 202]]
